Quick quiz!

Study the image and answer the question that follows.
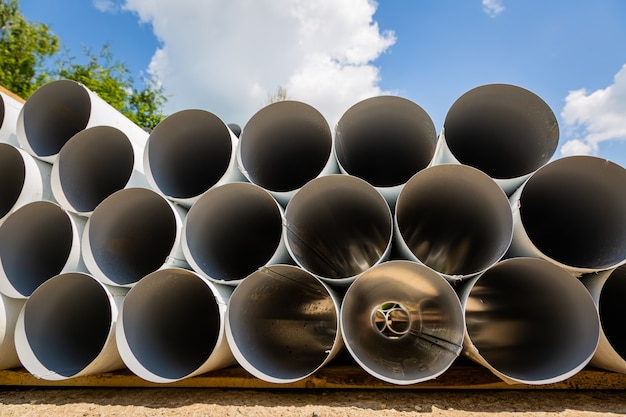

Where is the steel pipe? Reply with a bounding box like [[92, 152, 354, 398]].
[[0, 293, 25, 370], [14, 272, 127, 380], [394, 164, 513, 281], [509, 155, 626, 275], [340, 260, 464, 385], [116, 268, 235, 383], [433, 84, 559, 195], [0, 201, 85, 298], [144, 109, 245, 208], [237, 100, 337, 206], [0, 90, 23, 146], [284, 174, 393, 285], [459, 257, 600, 385], [16, 79, 148, 163], [81, 187, 188, 287], [226, 264, 342, 383], [334, 96, 437, 208], [182, 182, 291, 285]]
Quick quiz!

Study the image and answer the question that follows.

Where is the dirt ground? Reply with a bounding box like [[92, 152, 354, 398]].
[[0, 387, 625, 416]]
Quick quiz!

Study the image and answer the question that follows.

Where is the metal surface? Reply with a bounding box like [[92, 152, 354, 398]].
[[394, 164, 513, 280], [0, 90, 23, 146], [508, 155, 626, 275], [459, 257, 600, 385], [143, 109, 245, 208], [433, 84, 559, 195], [340, 260, 465, 385], [182, 182, 291, 285], [116, 268, 235, 383], [334, 96, 437, 208], [284, 174, 393, 285], [226, 264, 342, 383]]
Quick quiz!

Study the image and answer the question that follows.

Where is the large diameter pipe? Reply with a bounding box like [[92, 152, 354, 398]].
[[81, 187, 188, 287], [116, 268, 235, 383], [284, 174, 393, 285], [1, 90, 23, 146], [182, 182, 291, 285], [508, 155, 626, 275], [0, 294, 25, 369], [433, 84, 559, 195], [144, 109, 245, 208], [334, 96, 437, 208], [394, 164, 513, 281], [340, 260, 464, 385], [237, 100, 337, 207], [0, 201, 85, 299], [16, 79, 148, 163], [14, 272, 127, 380], [226, 264, 342, 383], [458, 257, 600, 385], [50, 125, 149, 216]]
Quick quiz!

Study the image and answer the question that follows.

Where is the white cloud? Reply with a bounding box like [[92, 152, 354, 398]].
[[121, 0, 395, 129], [93, 0, 121, 13], [482, 0, 504, 17], [560, 64, 626, 157]]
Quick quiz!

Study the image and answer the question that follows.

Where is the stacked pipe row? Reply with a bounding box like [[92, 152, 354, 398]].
[[0, 80, 625, 386]]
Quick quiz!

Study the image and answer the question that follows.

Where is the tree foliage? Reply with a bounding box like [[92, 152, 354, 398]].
[[266, 85, 289, 104]]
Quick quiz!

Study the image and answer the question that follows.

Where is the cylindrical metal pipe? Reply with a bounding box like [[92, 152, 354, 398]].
[[284, 174, 393, 285], [509, 155, 626, 275], [144, 109, 245, 208], [433, 84, 559, 195], [0, 90, 23, 146], [580, 266, 626, 373], [0, 293, 25, 369], [237, 100, 337, 207], [51, 125, 149, 216], [14, 272, 127, 380], [116, 268, 235, 383], [182, 182, 291, 285], [81, 187, 188, 287], [394, 164, 513, 281], [334, 96, 437, 208], [340, 260, 464, 385], [226, 264, 342, 383], [458, 257, 600, 385], [16, 79, 148, 163], [0, 201, 85, 299]]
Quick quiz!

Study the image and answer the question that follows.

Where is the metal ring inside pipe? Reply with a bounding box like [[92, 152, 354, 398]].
[[0, 143, 45, 223], [226, 264, 342, 383], [340, 260, 464, 385], [0, 293, 25, 369], [81, 187, 187, 287], [284, 174, 393, 285], [14, 272, 127, 380], [183, 182, 290, 285], [237, 100, 336, 206], [0, 201, 84, 298], [460, 257, 600, 385], [509, 155, 626, 275], [334, 96, 437, 207], [395, 164, 513, 280], [116, 268, 235, 383], [435, 84, 559, 195], [144, 109, 244, 208]]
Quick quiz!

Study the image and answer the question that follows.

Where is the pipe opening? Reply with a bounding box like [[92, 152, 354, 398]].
[[0, 95, 5, 130], [285, 175, 392, 280], [519, 156, 626, 270], [239, 101, 332, 192], [22, 273, 111, 377], [443, 84, 558, 179], [87, 188, 177, 285], [147, 110, 233, 199], [0, 144, 26, 218], [57, 126, 134, 213], [373, 302, 412, 338], [396, 165, 512, 277], [21, 80, 91, 157], [228, 265, 339, 382], [120, 269, 220, 380], [465, 258, 599, 383], [184, 183, 283, 282], [0, 201, 73, 297], [598, 267, 626, 360], [335, 96, 436, 187]]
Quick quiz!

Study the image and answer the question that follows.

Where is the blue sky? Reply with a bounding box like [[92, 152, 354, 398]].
[[19, 0, 626, 167]]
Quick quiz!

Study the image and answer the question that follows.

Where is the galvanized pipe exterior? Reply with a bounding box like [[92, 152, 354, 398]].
[[0, 90, 23, 146], [0, 293, 25, 370]]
